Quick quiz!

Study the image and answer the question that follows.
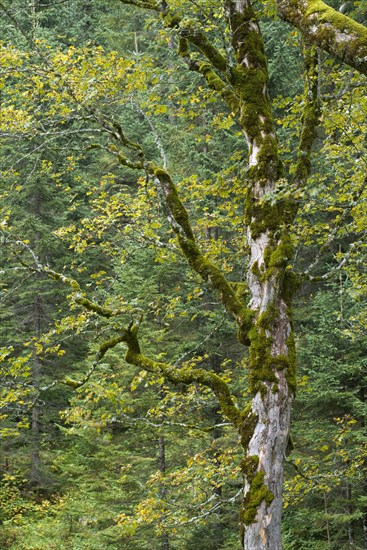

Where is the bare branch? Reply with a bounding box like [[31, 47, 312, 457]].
[[303, 239, 364, 282], [132, 101, 168, 169], [304, 175, 367, 274]]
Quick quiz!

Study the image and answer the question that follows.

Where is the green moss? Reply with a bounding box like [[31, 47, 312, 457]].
[[245, 191, 294, 240], [178, 237, 254, 341], [279, 0, 367, 77], [199, 62, 224, 89], [285, 333, 297, 395], [178, 37, 189, 58], [248, 323, 277, 395], [247, 200, 280, 239], [225, 9, 282, 180], [199, 62, 238, 112], [251, 261, 262, 279], [229, 10, 267, 69], [187, 31, 228, 73], [240, 408, 258, 448], [305, 0, 367, 42], [286, 433, 295, 456], [162, 11, 180, 28], [124, 331, 242, 428], [282, 268, 301, 303], [247, 299, 297, 397], [231, 281, 248, 300], [63, 376, 82, 389], [267, 235, 294, 268], [241, 454, 259, 475], [257, 304, 277, 328], [242, 471, 274, 525]]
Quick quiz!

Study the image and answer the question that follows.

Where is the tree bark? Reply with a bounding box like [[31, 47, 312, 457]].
[[30, 293, 42, 488], [220, 2, 296, 547]]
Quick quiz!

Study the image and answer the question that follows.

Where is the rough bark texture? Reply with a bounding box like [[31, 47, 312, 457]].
[[221, 1, 295, 547]]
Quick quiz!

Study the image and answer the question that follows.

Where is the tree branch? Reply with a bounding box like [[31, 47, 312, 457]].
[[61, 332, 128, 389], [304, 175, 367, 275], [147, 165, 254, 342], [294, 42, 321, 185], [277, 0, 367, 75], [177, 22, 229, 74], [302, 239, 364, 282], [117, 0, 159, 11], [2, 236, 128, 318], [121, 321, 241, 427]]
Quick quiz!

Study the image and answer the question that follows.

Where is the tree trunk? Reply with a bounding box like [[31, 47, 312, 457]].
[[240, 292, 294, 549], [223, 2, 297, 547], [158, 435, 170, 550], [30, 293, 42, 488]]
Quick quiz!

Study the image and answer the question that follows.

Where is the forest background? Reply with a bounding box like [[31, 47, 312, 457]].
[[0, 0, 367, 548]]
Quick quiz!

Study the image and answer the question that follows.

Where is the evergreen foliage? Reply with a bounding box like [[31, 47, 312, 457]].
[[0, 0, 366, 548]]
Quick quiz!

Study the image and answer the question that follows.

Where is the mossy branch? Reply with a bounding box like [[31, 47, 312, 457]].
[[197, 62, 240, 113], [43, 267, 126, 318], [117, 0, 159, 11], [121, 323, 241, 427], [176, 41, 239, 113], [179, 24, 229, 73], [63, 333, 127, 389], [277, 0, 367, 75], [294, 43, 320, 185], [160, 6, 242, 114], [88, 143, 144, 170], [148, 164, 254, 340], [4, 239, 118, 318], [162, 11, 229, 74]]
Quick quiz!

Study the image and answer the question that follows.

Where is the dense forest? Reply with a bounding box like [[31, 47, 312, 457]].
[[0, 0, 366, 549]]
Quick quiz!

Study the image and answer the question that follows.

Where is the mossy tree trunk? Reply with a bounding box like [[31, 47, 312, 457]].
[[223, 2, 296, 547]]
